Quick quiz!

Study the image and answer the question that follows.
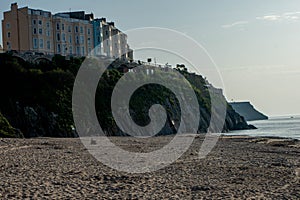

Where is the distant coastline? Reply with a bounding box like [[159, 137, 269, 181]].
[[229, 101, 268, 121]]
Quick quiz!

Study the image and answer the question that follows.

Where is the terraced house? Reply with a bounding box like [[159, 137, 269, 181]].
[[2, 3, 133, 60]]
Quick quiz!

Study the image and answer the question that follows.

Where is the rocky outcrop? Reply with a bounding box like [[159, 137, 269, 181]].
[[1, 99, 253, 138], [100, 93, 255, 136], [224, 107, 256, 130], [0, 53, 254, 138], [0, 112, 23, 138], [4, 105, 77, 138]]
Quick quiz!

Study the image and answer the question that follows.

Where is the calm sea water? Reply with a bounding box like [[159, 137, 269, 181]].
[[226, 116, 300, 140]]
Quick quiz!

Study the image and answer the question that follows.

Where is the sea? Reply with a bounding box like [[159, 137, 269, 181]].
[[226, 116, 300, 140]]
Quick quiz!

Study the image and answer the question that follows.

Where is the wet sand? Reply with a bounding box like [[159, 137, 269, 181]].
[[0, 136, 299, 199]]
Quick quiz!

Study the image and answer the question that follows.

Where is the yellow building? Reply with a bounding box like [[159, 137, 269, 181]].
[[2, 3, 54, 54]]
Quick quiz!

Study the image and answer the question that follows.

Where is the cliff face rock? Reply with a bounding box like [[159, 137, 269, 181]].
[[99, 85, 255, 136], [229, 102, 268, 121], [0, 53, 254, 138], [96, 67, 255, 136], [2, 98, 254, 138], [3, 104, 76, 138], [224, 108, 256, 130], [0, 112, 23, 138], [102, 102, 254, 136]]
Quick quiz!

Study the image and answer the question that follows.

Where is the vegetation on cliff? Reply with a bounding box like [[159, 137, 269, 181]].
[[0, 112, 23, 138], [0, 53, 253, 137]]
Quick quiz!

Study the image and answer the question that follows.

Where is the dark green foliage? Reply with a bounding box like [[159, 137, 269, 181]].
[[0, 53, 250, 137], [0, 112, 23, 138], [0, 53, 79, 137]]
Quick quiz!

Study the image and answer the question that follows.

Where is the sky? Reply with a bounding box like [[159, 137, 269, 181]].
[[1, 0, 300, 117]]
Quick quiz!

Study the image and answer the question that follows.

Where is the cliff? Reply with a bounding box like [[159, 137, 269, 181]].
[[0, 112, 23, 138], [0, 53, 255, 137], [229, 102, 268, 121]]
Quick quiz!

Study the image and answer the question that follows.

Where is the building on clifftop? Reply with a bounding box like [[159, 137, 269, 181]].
[[2, 3, 133, 60]]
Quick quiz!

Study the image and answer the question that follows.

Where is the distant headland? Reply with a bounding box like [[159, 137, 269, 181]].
[[229, 102, 268, 121]]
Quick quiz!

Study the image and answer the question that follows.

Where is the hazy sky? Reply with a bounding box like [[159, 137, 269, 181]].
[[1, 0, 300, 116]]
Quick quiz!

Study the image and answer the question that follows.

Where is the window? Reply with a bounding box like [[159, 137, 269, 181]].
[[80, 26, 83, 34], [69, 35, 72, 43], [33, 28, 37, 34], [62, 24, 65, 31], [33, 19, 36, 25], [39, 39, 44, 48], [7, 42, 11, 50], [76, 36, 79, 44], [39, 28, 43, 35], [38, 20, 42, 25], [46, 30, 50, 37], [6, 23, 10, 29], [7, 32, 11, 38], [35, 11, 41, 15], [68, 26, 71, 32], [88, 38, 91, 46], [88, 29, 90, 35], [47, 41, 51, 50], [33, 38, 38, 49], [69, 46, 73, 54], [76, 47, 80, 55], [57, 44, 61, 53], [62, 33, 66, 42], [75, 26, 78, 33], [80, 36, 84, 44], [57, 33, 60, 41], [63, 44, 67, 54], [81, 47, 85, 55], [46, 22, 50, 28], [56, 23, 60, 30]]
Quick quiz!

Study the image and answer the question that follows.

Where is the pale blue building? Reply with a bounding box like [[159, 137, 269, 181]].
[[92, 18, 106, 56]]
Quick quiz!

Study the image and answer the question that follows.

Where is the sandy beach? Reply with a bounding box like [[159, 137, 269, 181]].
[[0, 136, 299, 199]]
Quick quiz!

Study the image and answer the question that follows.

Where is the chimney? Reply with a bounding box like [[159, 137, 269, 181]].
[[108, 22, 115, 27], [11, 3, 18, 11]]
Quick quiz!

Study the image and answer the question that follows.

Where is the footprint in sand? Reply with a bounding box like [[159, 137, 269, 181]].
[[295, 168, 300, 178]]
